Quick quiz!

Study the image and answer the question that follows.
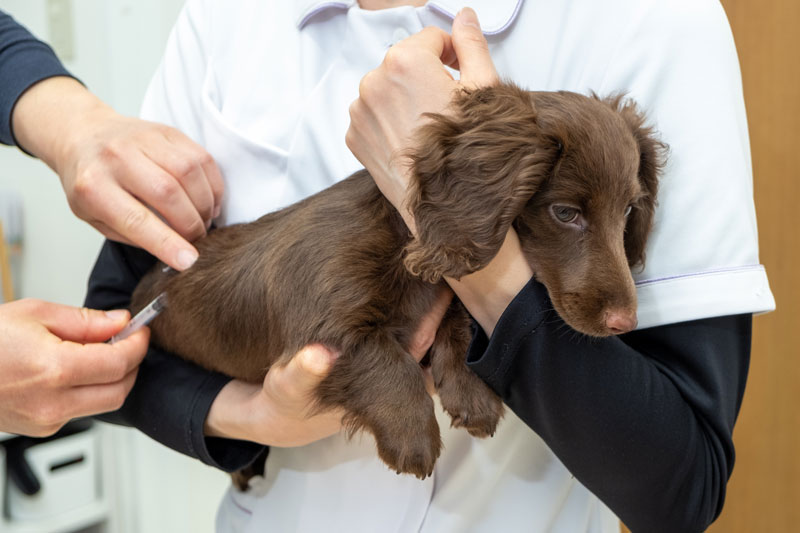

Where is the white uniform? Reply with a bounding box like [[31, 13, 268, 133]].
[[141, 1, 775, 531]]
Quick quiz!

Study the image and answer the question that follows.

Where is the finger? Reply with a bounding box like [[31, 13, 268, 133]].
[[269, 344, 338, 398], [64, 367, 139, 419], [58, 328, 149, 386], [396, 26, 457, 68], [408, 287, 454, 361], [160, 127, 225, 219], [121, 154, 208, 243], [452, 8, 499, 87], [144, 142, 216, 224], [423, 367, 436, 396], [191, 144, 224, 219], [91, 220, 133, 246], [93, 185, 199, 270], [203, 155, 224, 219], [33, 301, 130, 343]]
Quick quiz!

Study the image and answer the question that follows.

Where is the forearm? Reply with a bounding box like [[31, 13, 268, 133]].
[[0, 10, 79, 147], [467, 279, 749, 532], [11, 76, 111, 172]]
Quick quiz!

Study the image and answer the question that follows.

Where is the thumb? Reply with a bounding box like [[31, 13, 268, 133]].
[[40, 303, 131, 343], [452, 8, 499, 88], [279, 344, 338, 394]]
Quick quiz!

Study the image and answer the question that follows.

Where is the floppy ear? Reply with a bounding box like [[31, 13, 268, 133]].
[[404, 84, 561, 283], [607, 96, 667, 268]]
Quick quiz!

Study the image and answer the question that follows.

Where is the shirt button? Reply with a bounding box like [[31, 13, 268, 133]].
[[392, 27, 411, 45]]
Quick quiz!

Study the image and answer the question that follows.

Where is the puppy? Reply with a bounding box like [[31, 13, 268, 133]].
[[132, 83, 665, 484]]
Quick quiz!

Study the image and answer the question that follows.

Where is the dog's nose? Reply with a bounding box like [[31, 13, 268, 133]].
[[605, 310, 637, 335]]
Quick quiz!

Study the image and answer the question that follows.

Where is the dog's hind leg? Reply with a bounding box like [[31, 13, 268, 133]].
[[314, 332, 441, 479]]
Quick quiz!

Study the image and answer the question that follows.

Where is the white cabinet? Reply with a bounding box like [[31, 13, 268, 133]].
[[1, 428, 110, 533]]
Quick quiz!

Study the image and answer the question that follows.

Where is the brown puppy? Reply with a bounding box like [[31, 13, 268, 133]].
[[132, 83, 665, 484]]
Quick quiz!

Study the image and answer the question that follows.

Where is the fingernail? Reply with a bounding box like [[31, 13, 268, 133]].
[[105, 309, 128, 321], [213, 204, 221, 219], [456, 7, 480, 30], [177, 249, 198, 270]]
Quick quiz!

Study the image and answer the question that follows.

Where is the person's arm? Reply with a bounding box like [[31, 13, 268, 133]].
[[0, 9, 73, 146], [466, 278, 749, 532], [0, 9, 224, 272]]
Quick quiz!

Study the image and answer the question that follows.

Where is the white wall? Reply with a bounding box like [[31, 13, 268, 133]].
[[0, 2, 230, 532]]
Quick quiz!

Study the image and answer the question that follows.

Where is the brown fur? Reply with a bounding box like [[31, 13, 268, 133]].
[[131, 83, 665, 487]]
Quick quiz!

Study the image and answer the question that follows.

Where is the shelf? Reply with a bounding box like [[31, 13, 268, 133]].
[[1, 499, 109, 533]]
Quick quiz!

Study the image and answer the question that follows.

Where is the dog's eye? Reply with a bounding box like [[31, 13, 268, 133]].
[[551, 205, 581, 225], [624, 205, 633, 218]]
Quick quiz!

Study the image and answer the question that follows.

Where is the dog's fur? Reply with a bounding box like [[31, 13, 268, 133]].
[[131, 83, 665, 485]]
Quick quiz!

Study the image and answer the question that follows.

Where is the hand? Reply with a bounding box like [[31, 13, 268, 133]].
[[347, 10, 531, 335], [204, 287, 454, 446], [346, 7, 499, 233], [12, 77, 224, 271], [0, 299, 149, 437]]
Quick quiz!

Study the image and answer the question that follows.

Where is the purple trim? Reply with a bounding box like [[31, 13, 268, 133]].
[[426, 0, 524, 36], [297, 2, 351, 28], [229, 493, 254, 515], [635, 265, 765, 287]]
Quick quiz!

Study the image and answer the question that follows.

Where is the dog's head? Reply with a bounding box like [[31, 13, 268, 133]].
[[405, 84, 665, 336]]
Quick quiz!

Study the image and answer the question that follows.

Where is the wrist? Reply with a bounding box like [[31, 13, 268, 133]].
[[446, 230, 533, 335], [11, 77, 112, 174], [204, 379, 262, 442]]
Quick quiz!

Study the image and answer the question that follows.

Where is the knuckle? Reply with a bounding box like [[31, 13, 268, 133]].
[[122, 207, 149, 233], [70, 173, 97, 203], [184, 217, 207, 240], [382, 47, 409, 75], [195, 149, 214, 169], [45, 361, 68, 388], [357, 71, 377, 99], [173, 158, 199, 180], [109, 388, 128, 411], [33, 403, 64, 430], [109, 358, 129, 382], [464, 31, 489, 49], [344, 126, 357, 151], [98, 139, 124, 161], [151, 176, 181, 200]]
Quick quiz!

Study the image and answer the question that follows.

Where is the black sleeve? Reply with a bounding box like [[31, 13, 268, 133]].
[[85, 240, 266, 473], [466, 278, 750, 533], [0, 9, 77, 147]]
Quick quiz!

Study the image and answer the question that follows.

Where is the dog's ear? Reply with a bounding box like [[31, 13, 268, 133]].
[[404, 85, 561, 282], [606, 96, 667, 268]]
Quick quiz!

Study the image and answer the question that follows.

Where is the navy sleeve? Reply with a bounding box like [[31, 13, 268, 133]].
[[85, 240, 266, 473], [0, 10, 79, 147], [466, 278, 750, 533]]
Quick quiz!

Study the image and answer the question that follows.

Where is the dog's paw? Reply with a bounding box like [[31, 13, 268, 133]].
[[373, 414, 442, 480], [438, 371, 504, 438]]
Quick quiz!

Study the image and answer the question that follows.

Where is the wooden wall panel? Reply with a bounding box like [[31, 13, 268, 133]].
[[708, 0, 800, 530]]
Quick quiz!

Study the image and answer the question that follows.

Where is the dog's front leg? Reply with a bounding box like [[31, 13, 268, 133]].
[[431, 301, 504, 438]]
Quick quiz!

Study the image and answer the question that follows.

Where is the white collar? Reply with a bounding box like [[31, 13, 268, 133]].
[[293, 0, 523, 35]]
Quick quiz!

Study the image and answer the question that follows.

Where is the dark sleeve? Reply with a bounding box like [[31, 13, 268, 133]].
[[466, 278, 750, 533], [0, 10, 78, 147], [85, 240, 266, 473]]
